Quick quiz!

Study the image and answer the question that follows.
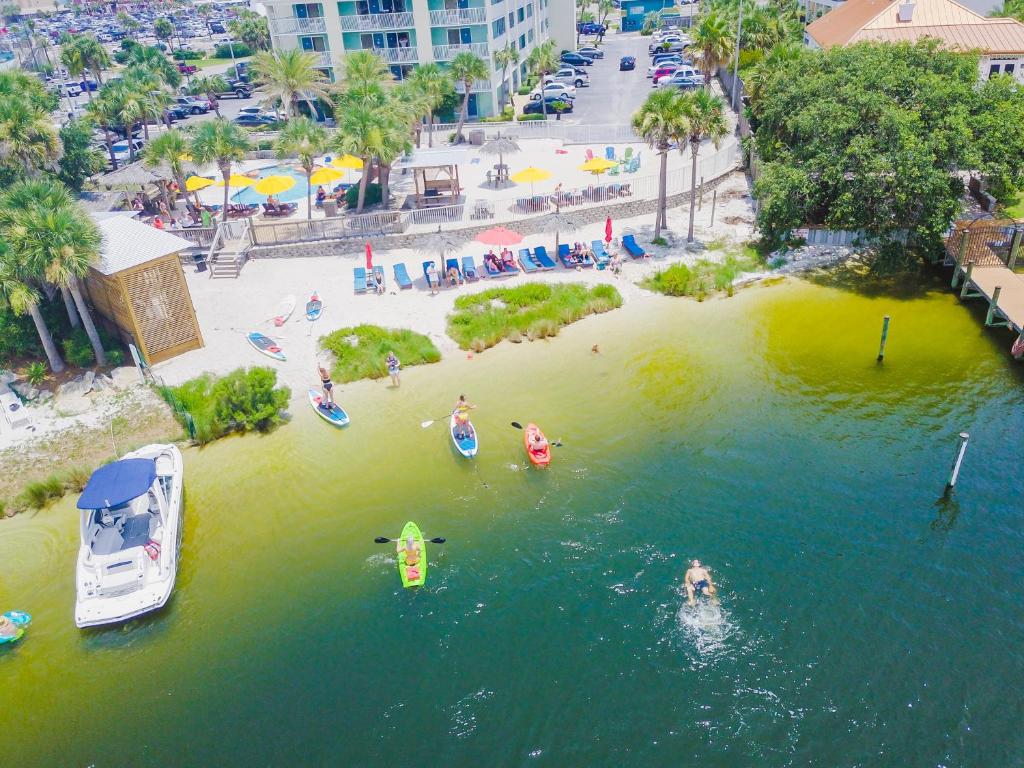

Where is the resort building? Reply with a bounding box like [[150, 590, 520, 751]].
[[805, 0, 1024, 82], [619, 0, 678, 32], [800, 0, 1000, 23], [263, 0, 575, 118]]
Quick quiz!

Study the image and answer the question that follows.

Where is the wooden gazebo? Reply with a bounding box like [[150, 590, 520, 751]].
[[399, 147, 470, 208], [86, 214, 204, 365]]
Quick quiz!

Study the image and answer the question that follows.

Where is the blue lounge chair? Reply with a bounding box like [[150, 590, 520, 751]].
[[482, 255, 504, 278], [461, 256, 479, 281], [502, 258, 520, 275], [533, 246, 556, 270], [557, 243, 572, 268], [373, 265, 385, 290], [518, 248, 539, 273], [423, 260, 439, 289], [353, 267, 368, 293], [393, 262, 413, 289], [622, 234, 646, 258], [445, 257, 463, 285], [591, 240, 610, 269]]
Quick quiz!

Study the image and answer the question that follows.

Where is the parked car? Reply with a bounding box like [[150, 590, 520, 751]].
[[658, 68, 703, 89], [560, 52, 593, 67], [576, 21, 606, 35], [79, 79, 99, 92], [238, 106, 280, 120], [177, 62, 198, 75], [62, 82, 83, 97], [209, 20, 226, 33], [175, 96, 210, 114], [576, 46, 604, 59], [619, 55, 636, 71], [652, 52, 686, 67], [648, 57, 682, 76], [165, 106, 190, 121], [531, 82, 576, 101], [522, 97, 573, 115], [649, 40, 690, 55], [219, 80, 254, 98], [110, 139, 144, 163], [233, 113, 278, 127], [650, 65, 680, 85], [546, 68, 589, 88]]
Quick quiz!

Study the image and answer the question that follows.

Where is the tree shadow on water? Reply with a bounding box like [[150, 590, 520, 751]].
[[804, 257, 945, 300]]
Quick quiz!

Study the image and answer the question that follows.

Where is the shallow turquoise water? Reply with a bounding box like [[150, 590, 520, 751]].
[[2, 276, 1023, 766]]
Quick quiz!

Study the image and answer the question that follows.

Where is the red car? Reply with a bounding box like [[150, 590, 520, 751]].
[[650, 65, 678, 85], [177, 62, 198, 75]]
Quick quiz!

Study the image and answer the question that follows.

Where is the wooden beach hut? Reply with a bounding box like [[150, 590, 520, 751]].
[[399, 147, 471, 208], [85, 214, 204, 365]]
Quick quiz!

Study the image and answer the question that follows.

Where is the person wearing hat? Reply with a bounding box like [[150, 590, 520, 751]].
[[684, 559, 717, 606], [0, 614, 18, 640]]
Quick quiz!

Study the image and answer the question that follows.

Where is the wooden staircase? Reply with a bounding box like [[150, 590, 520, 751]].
[[205, 219, 252, 279]]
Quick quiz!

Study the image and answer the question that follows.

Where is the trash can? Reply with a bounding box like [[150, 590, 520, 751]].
[[469, 128, 485, 146], [323, 198, 338, 217]]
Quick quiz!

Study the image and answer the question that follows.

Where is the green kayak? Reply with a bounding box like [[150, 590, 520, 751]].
[[397, 521, 427, 588]]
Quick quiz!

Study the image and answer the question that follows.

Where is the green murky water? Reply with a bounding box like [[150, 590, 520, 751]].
[[2, 275, 1023, 766]]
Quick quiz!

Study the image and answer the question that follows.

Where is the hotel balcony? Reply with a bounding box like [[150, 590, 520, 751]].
[[432, 42, 489, 60], [455, 78, 492, 93], [339, 11, 415, 31], [310, 50, 334, 68], [366, 46, 418, 64], [269, 16, 327, 35], [428, 7, 487, 25]]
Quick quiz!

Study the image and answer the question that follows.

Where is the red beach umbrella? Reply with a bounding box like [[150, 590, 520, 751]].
[[365, 242, 373, 271], [604, 217, 613, 244], [475, 226, 523, 246]]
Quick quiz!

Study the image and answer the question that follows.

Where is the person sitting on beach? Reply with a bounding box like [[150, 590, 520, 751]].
[[318, 364, 335, 407], [315, 186, 326, 206], [684, 560, 718, 606], [373, 269, 385, 294], [484, 251, 501, 273], [446, 264, 461, 286], [266, 194, 280, 211], [131, 196, 145, 212], [500, 249, 516, 269], [399, 535, 421, 567], [453, 394, 475, 440], [168, 217, 181, 230]]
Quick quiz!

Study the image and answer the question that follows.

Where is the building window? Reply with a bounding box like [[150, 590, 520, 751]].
[[517, 7, 524, 22], [1006, 63, 1017, 75], [508, 11, 514, 27], [447, 27, 471, 44], [359, 31, 410, 48], [294, 3, 324, 18], [528, 28, 534, 42], [300, 35, 328, 51], [519, 33, 525, 48], [527, 3, 533, 16], [492, 18, 505, 36], [990, 63, 1001, 77]]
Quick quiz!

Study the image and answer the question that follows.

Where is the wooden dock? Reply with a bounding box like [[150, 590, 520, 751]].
[[946, 220, 1024, 349]]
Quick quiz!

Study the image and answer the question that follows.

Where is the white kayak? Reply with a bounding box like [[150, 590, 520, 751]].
[[272, 294, 297, 327]]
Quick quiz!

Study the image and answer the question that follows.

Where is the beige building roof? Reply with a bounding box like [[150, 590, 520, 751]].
[[807, 0, 1024, 54], [91, 214, 195, 276]]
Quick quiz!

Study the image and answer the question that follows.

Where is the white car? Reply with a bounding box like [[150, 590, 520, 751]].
[[530, 82, 576, 101], [657, 67, 703, 88], [546, 68, 589, 87], [577, 46, 604, 59], [110, 139, 144, 163]]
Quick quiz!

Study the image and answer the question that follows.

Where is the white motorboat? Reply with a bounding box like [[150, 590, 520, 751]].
[[74, 444, 184, 628]]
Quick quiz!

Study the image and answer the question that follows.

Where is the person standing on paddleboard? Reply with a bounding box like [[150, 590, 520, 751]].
[[318, 364, 335, 407], [684, 560, 718, 606], [386, 351, 401, 387], [453, 394, 475, 440]]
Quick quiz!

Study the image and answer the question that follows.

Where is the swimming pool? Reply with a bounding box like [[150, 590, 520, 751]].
[[231, 164, 312, 205]]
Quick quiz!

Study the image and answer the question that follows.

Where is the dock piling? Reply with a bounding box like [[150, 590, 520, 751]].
[[946, 432, 970, 490], [877, 315, 891, 362], [960, 262, 974, 299], [985, 285, 1003, 326]]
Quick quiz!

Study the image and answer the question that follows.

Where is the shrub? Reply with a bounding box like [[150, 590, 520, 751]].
[[214, 42, 251, 58], [344, 182, 382, 209], [0, 305, 42, 364], [19, 475, 65, 510], [106, 348, 124, 367], [516, 85, 532, 95], [517, 113, 546, 121], [643, 248, 765, 299], [62, 328, 98, 368], [257, 139, 274, 151], [173, 49, 205, 60], [320, 325, 440, 382], [25, 361, 47, 386], [64, 467, 92, 492]]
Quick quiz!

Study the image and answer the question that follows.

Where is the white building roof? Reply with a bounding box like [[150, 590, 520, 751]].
[[91, 213, 195, 276]]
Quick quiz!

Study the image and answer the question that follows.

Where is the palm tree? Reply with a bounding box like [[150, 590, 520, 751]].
[[494, 45, 520, 111], [189, 75, 230, 118], [154, 18, 175, 52], [407, 62, 452, 147], [339, 49, 394, 97], [449, 51, 488, 143], [85, 92, 121, 170], [123, 45, 181, 89], [332, 103, 385, 214], [745, 41, 802, 106], [596, 0, 614, 34], [375, 99, 414, 208], [632, 88, 689, 240], [0, 97, 61, 177], [60, 36, 90, 101], [527, 41, 560, 120], [274, 118, 329, 220], [75, 35, 110, 86], [681, 89, 728, 243], [392, 81, 432, 148], [251, 49, 329, 118], [0, 180, 106, 365], [691, 10, 734, 86], [189, 119, 251, 223], [0, 239, 65, 373], [143, 129, 192, 213]]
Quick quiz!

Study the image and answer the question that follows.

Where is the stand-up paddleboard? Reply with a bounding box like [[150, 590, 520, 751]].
[[272, 294, 296, 326], [305, 291, 323, 321], [307, 388, 349, 426], [449, 412, 478, 458], [397, 521, 427, 588], [247, 331, 285, 362], [0, 610, 31, 645], [523, 423, 551, 467]]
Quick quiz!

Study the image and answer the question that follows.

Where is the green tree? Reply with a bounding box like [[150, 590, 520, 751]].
[[449, 51, 488, 143], [75, 35, 111, 86], [0, 70, 57, 113], [121, 45, 181, 88], [56, 119, 104, 193], [211, 367, 290, 432], [332, 101, 386, 213], [189, 74, 230, 118], [251, 49, 329, 117], [681, 89, 728, 243], [116, 12, 142, 41], [0, 97, 62, 179], [274, 117, 330, 219], [632, 88, 689, 239], [154, 18, 175, 52], [0, 238, 65, 373], [228, 11, 271, 52], [691, 10, 734, 86], [494, 45, 520, 110], [189, 119, 252, 223], [527, 41, 560, 120], [85, 91, 122, 170], [143, 129, 193, 214], [407, 62, 453, 147], [641, 10, 662, 34]]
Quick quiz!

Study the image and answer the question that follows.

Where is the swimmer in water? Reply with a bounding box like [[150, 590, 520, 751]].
[[684, 559, 718, 606]]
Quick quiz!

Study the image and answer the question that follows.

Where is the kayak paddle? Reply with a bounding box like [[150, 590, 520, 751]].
[[510, 421, 563, 447], [375, 536, 446, 544]]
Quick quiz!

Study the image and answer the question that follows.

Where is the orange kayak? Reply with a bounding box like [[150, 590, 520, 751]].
[[523, 423, 551, 467]]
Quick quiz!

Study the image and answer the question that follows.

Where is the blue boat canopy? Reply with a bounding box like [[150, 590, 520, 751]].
[[77, 459, 156, 510]]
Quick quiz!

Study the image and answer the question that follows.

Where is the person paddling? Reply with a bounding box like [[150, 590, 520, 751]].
[[684, 559, 717, 606], [317, 364, 335, 408], [398, 535, 421, 567]]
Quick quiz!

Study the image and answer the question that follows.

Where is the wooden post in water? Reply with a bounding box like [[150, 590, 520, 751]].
[[877, 315, 891, 362], [1008, 228, 1023, 270], [946, 432, 970, 490], [710, 189, 717, 227], [960, 261, 975, 299], [985, 285, 1003, 326]]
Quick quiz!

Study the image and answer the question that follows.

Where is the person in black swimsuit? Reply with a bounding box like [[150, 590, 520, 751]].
[[317, 364, 335, 407]]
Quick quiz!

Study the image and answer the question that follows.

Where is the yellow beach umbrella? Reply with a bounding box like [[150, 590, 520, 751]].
[[510, 166, 553, 185], [253, 175, 296, 196], [578, 157, 617, 174], [309, 167, 344, 185], [331, 154, 364, 170], [214, 174, 256, 188], [184, 175, 215, 192]]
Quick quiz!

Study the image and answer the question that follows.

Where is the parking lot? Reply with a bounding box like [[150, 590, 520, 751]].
[[561, 34, 656, 128]]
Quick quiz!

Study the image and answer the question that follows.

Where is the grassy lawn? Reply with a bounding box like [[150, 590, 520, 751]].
[[446, 283, 623, 352], [320, 325, 441, 383], [643, 242, 767, 300], [1001, 193, 1024, 219], [193, 56, 250, 69]]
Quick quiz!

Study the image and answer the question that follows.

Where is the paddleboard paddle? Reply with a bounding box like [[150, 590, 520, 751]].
[[374, 536, 446, 544]]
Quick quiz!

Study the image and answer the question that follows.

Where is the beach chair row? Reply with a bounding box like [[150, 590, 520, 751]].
[[353, 236, 648, 292]]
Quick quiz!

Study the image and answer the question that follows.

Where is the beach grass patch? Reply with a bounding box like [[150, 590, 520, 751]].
[[644, 245, 767, 300], [446, 282, 623, 351], [19, 475, 65, 510], [320, 325, 441, 383]]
